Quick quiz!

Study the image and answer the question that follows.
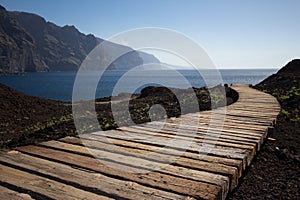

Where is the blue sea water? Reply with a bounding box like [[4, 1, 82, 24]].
[[0, 69, 278, 102]]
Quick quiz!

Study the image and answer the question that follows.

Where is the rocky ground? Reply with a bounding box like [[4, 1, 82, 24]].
[[228, 59, 300, 199], [0, 83, 237, 148]]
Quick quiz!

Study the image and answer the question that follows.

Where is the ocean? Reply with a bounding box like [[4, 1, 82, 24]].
[[0, 69, 278, 102]]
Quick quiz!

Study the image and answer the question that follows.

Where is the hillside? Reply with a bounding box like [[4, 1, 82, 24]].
[[0, 5, 159, 73], [255, 59, 300, 122], [0, 83, 71, 147], [229, 59, 300, 199]]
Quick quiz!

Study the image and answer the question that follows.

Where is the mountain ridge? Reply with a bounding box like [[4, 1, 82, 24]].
[[0, 5, 159, 74]]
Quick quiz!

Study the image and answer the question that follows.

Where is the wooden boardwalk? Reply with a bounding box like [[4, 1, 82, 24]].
[[0, 85, 280, 200]]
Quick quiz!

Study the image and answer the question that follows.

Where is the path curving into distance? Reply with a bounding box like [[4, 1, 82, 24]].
[[0, 85, 280, 200]]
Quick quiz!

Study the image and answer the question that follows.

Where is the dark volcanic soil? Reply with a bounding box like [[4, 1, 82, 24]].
[[0, 83, 237, 148], [0, 84, 72, 147], [228, 59, 300, 200]]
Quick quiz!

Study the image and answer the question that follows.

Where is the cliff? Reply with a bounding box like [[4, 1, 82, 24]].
[[0, 5, 159, 73], [0, 5, 47, 73]]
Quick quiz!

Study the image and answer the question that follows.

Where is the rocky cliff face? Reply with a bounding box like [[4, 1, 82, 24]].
[[0, 5, 47, 73], [0, 5, 159, 73], [12, 11, 100, 71]]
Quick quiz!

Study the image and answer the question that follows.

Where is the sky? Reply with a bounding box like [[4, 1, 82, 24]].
[[1, 0, 299, 69]]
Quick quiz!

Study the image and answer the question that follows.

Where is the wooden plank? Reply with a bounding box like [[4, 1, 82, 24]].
[[227, 106, 280, 112], [84, 132, 248, 170], [127, 123, 260, 154], [184, 121, 267, 132], [150, 122, 264, 141], [56, 138, 240, 190], [142, 124, 263, 151], [16, 145, 222, 200], [0, 163, 113, 200], [214, 111, 278, 119], [119, 126, 257, 159], [40, 140, 231, 197], [163, 119, 268, 134], [91, 130, 250, 166], [66, 135, 244, 173], [141, 122, 262, 143], [185, 112, 273, 122], [0, 151, 186, 200], [0, 185, 34, 200], [185, 114, 273, 126], [121, 125, 258, 147]]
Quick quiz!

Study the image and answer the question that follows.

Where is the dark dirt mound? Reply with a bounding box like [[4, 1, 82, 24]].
[[229, 59, 300, 199], [277, 59, 300, 75], [0, 83, 238, 148], [256, 59, 300, 122], [0, 83, 72, 147]]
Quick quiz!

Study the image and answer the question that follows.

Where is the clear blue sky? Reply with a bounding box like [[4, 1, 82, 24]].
[[1, 0, 299, 68]]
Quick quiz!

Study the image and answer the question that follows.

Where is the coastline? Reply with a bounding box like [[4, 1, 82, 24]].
[[0, 69, 276, 102], [0, 83, 238, 148]]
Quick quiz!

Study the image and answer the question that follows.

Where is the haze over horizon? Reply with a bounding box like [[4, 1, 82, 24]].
[[1, 0, 299, 69]]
